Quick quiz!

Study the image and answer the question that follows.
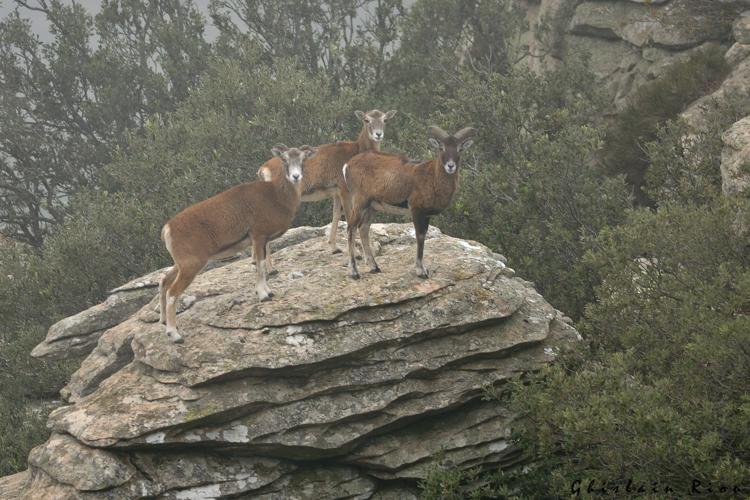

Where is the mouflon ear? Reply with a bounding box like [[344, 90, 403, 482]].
[[428, 137, 442, 151], [384, 109, 397, 120], [354, 110, 366, 121], [301, 145, 318, 158], [458, 139, 474, 152], [271, 144, 289, 157]]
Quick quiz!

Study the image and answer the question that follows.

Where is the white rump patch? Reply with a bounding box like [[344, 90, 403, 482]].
[[259, 166, 273, 182], [162, 225, 173, 254]]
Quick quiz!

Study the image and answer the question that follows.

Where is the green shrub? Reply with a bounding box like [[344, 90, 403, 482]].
[[507, 202, 750, 497], [495, 83, 750, 496], [419, 459, 520, 500], [0, 244, 74, 475], [0, 319, 71, 476], [433, 60, 631, 318], [0, 388, 53, 477]]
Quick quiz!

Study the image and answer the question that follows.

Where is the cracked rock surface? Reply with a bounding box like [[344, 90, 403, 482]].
[[521, 0, 748, 111], [2, 223, 580, 499]]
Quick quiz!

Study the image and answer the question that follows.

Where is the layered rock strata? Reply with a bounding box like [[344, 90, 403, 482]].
[[2, 223, 579, 498]]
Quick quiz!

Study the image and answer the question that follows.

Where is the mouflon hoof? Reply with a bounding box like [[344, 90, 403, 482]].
[[166, 329, 183, 344]]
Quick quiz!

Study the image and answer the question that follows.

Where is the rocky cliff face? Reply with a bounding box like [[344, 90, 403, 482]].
[[0, 223, 579, 499], [523, 0, 750, 111], [523, 0, 750, 224]]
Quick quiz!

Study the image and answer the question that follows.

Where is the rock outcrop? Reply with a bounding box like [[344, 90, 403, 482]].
[[522, 0, 748, 110], [721, 116, 750, 197], [720, 115, 750, 235], [681, 45, 750, 131], [1, 223, 579, 499], [523, 1, 750, 235], [569, 1, 737, 50], [30, 226, 329, 361]]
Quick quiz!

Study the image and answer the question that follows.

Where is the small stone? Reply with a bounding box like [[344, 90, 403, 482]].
[[181, 295, 197, 309], [721, 115, 750, 197], [734, 11, 750, 44], [725, 42, 750, 66]]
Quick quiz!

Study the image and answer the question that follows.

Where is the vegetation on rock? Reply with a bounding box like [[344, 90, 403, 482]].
[[602, 44, 731, 204]]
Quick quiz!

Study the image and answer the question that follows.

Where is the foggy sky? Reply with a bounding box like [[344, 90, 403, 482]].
[[0, 0, 216, 42]]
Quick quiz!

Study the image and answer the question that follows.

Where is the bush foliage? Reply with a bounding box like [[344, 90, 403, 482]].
[[507, 201, 750, 498], [504, 102, 750, 496]]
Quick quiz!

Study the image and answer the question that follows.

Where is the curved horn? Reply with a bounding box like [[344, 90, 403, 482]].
[[429, 126, 450, 142], [454, 127, 477, 142]]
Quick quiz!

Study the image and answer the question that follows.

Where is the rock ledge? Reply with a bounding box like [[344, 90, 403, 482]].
[[2, 223, 579, 499]]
